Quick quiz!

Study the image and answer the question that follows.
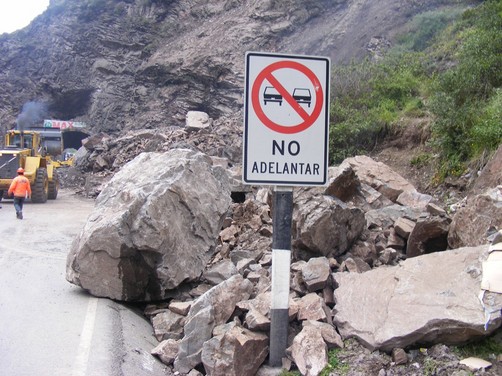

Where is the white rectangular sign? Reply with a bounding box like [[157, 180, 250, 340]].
[[243, 52, 330, 186]]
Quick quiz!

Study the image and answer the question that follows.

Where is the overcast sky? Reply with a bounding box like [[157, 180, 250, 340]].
[[0, 0, 50, 34]]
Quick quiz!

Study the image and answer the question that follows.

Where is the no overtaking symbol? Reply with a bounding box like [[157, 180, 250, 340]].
[[251, 60, 324, 134]]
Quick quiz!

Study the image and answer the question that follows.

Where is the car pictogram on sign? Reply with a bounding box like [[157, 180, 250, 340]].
[[292, 88, 312, 107], [263, 86, 282, 106]]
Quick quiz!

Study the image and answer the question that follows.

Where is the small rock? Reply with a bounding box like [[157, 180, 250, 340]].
[[392, 348, 408, 365]]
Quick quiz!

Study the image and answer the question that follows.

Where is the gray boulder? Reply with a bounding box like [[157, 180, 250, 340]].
[[293, 188, 366, 258], [448, 186, 502, 248], [339, 155, 416, 202], [333, 245, 502, 352], [66, 149, 231, 301], [406, 216, 450, 258]]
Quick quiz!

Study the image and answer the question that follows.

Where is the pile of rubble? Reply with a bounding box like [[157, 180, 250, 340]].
[[60, 111, 242, 199], [65, 121, 502, 375], [144, 154, 500, 375]]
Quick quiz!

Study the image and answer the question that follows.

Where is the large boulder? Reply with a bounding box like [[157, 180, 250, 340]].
[[292, 188, 366, 258], [66, 149, 232, 301], [448, 187, 502, 248], [333, 245, 502, 352], [339, 155, 416, 202]]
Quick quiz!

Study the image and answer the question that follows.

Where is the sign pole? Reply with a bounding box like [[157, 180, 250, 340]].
[[269, 185, 293, 366]]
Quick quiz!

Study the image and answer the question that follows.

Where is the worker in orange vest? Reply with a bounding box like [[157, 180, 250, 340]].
[[8, 167, 32, 220]]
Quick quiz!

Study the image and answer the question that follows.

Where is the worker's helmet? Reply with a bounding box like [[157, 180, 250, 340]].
[[17, 167, 24, 174]]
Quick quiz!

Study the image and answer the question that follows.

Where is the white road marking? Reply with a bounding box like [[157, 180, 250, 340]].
[[73, 297, 99, 376]]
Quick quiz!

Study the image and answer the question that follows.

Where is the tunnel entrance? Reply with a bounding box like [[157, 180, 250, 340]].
[[63, 129, 88, 151]]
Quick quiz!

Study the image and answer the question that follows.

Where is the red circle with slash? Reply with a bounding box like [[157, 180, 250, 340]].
[[251, 60, 323, 134]]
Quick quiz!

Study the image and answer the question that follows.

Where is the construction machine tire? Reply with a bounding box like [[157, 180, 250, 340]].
[[32, 168, 48, 203], [48, 169, 59, 200]]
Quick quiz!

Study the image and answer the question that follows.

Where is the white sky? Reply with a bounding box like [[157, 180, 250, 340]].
[[0, 0, 50, 34]]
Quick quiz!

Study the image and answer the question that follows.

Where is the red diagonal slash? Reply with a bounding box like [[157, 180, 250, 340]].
[[265, 73, 311, 121], [251, 60, 323, 134]]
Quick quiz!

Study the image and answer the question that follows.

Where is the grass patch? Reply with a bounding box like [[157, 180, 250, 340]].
[[453, 336, 502, 360], [320, 348, 350, 376]]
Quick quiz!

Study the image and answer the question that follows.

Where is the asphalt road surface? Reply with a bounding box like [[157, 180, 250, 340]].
[[0, 189, 169, 376]]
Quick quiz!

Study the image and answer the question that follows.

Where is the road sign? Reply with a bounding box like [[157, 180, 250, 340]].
[[243, 52, 330, 186]]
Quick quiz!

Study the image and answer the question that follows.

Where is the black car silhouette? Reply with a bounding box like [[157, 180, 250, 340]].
[[293, 88, 312, 107], [263, 86, 282, 106]]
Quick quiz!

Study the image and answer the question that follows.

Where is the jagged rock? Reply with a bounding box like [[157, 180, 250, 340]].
[[174, 274, 253, 373], [303, 320, 344, 349], [343, 257, 371, 273], [236, 258, 256, 274], [357, 183, 394, 210], [151, 339, 180, 365], [340, 156, 416, 202], [286, 325, 328, 376], [396, 190, 433, 210], [301, 257, 331, 292], [386, 229, 405, 251], [297, 293, 330, 322], [203, 260, 238, 285], [333, 245, 502, 352], [237, 291, 299, 322], [94, 154, 109, 171], [186, 111, 212, 132], [293, 188, 366, 258], [366, 204, 422, 231], [168, 301, 192, 316], [66, 149, 232, 301], [392, 348, 408, 365], [201, 325, 268, 376], [151, 310, 185, 341], [324, 165, 360, 202], [347, 240, 378, 266], [219, 225, 240, 243], [245, 308, 271, 331], [407, 216, 450, 257], [448, 187, 502, 248], [427, 202, 447, 217], [81, 133, 109, 151], [393, 217, 415, 239], [378, 248, 399, 265]]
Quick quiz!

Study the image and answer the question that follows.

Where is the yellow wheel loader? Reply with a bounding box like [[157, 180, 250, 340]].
[[0, 130, 59, 203]]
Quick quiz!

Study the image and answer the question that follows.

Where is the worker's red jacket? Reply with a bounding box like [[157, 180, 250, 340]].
[[8, 175, 32, 198]]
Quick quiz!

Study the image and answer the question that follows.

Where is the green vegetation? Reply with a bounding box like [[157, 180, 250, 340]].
[[320, 348, 350, 376], [278, 348, 349, 376], [453, 336, 502, 360], [279, 370, 301, 376], [329, 0, 502, 183], [423, 357, 439, 376]]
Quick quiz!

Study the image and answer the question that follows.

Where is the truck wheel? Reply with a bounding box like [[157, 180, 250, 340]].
[[32, 168, 48, 203], [48, 169, 59, 200]]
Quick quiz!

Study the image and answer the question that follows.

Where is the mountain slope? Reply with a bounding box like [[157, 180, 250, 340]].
[[0, 0, 478, 136]]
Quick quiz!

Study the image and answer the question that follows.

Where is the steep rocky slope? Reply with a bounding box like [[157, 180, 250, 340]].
[[0, 0, 477, 140]]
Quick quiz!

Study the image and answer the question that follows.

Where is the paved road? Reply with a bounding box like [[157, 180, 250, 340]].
[[0, 189, 169, 376]]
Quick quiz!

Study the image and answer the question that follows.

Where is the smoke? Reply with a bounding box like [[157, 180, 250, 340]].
[[16, 101, 48, 131]]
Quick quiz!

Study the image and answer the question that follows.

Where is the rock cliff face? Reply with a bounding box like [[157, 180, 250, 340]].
[[0, 0, 474, 136]]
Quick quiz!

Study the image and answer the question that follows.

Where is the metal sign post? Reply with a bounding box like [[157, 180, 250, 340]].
[[269, 185, 293, 366], [243, 51, 330, 366]]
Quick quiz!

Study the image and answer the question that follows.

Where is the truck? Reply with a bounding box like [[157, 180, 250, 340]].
[[0, 130, 60, 203]]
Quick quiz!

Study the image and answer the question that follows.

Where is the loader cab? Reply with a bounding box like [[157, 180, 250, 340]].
[[5, 131, 42, 156], [11, 133, 33, 149]]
